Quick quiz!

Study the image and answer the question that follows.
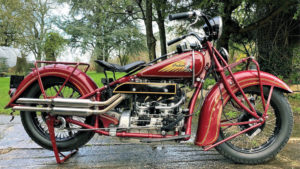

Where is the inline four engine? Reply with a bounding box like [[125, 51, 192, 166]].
[[114, 79, 187, 135]]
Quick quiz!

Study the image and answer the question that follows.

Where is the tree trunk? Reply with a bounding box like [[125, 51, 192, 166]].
[[155, 0, 167, 57], [45, 53, 56, 61], [217, 1, 241, 50], [145, 0, 156, 61], [36, 51, 42, 61], [95, 40, 106, 72]]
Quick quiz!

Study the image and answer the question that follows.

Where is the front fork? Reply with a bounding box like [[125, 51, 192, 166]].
[[202, 44, 275, 150], [209, 42, 273, 121]]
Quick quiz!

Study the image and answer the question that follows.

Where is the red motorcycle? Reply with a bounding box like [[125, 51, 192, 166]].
[[6, 11, 293, 164]]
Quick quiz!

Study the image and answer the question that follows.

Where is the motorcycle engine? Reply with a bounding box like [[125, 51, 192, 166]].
[[115, 80, 186, 135]]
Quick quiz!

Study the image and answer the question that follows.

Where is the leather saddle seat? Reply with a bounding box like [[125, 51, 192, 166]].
[[95, 60, 145, 73]]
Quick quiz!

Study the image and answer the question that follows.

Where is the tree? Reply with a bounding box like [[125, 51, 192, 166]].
[[44, 32, 66, 61], [136, 0, 156, 60], [257, 4, 300, 78], [62, 0, 147, 71], [0, 0, 32, 47], [114, 26, 146, 65], [0, 58, 8, 73], [15, 53, 28, 75], [21, 0, 51, 61], [0, 0, 54, 64], [154, 0, 167, 56], [195, 0, 299, 77]]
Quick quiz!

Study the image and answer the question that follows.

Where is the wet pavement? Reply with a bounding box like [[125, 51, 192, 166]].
[[0, 115, 299, 169]]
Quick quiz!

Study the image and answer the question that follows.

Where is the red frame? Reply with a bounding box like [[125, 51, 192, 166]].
[[6, 41, 292, 164]]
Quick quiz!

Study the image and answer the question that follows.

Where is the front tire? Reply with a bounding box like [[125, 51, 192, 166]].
[[215, 86, 293, 164], [21, 77, 95, 151]]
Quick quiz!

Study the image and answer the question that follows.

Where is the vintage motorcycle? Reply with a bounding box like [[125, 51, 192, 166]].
[[6, 11, 293, 164]]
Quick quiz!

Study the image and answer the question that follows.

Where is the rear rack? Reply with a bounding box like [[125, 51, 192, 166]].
[[34, 60, 90, 99], [35, 60, 90, 73]]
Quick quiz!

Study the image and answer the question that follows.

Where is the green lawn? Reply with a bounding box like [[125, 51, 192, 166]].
[[0, 77, 11, 114], [86, 71, 126, 87], [0, 71, 126, 114], [288, 94, 300, 115]]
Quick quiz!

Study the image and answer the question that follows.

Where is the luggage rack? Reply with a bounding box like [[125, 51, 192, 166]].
[[34, 61, 90, 99], [34, 60, 90, 72]]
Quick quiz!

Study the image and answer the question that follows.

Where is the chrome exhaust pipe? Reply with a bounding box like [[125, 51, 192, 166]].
[[12, 94, 126, 116], [16, 94, 121, 108]]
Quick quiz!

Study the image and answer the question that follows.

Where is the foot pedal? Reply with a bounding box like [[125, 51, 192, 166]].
[[140, 135, 190, 143]]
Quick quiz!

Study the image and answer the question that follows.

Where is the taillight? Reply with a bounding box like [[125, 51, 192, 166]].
[[9, 88, 16, 98]]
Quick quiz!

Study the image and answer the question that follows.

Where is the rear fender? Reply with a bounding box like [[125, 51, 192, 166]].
[[6, 64, 98, 108], [195, 70, 292, 146]]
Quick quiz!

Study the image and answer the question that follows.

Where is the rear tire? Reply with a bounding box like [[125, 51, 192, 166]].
[[215, 86, 293, 164], [20, 77, 95, 151]]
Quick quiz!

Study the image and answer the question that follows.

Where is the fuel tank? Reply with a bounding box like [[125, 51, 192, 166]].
[[137, 51, 206, 78]]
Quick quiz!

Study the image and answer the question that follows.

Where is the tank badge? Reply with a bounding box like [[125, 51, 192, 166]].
[[159, 60, 192, 72]]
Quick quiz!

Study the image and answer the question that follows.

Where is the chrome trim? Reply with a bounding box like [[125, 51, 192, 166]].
[[16, 94, 121, 108], [119, 110, 131, 128], [155, 96, 185, 110], [12, 94, 126, 116], [192, 50, 195, 86]]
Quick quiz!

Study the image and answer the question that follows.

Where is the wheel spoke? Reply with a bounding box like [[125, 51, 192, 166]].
[[69, 89, 76, 98], [266, 118, 276, 123], [219, 88, 280, 152], [54, 85, 64, 97], [32, 80, 88, 141]]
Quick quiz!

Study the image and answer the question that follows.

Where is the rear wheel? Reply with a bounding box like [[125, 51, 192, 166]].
[[215, 86, 293, 164], [20, 77, 95, 151]]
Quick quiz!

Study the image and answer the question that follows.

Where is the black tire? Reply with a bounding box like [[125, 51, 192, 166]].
[[20, 77, 95, 151], [215, 86, 293, 164]]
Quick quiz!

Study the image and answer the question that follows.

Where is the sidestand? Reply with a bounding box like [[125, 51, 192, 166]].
[[46, 116, 78, 164]]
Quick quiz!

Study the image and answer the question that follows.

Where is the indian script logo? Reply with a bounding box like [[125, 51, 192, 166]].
[[159, 60, 192, 72]]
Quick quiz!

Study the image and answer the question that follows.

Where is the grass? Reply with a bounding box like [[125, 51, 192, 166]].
[[288, 93, 300, 115], [0, 77, 11, 114], [86, 71, 126, 87]]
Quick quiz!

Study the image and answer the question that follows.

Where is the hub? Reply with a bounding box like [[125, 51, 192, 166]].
[[238, 110, 265, 138]]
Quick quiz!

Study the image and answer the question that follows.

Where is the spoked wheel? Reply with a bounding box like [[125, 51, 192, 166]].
[[21, 77, 95, 151], [215, 86, 293, 164]]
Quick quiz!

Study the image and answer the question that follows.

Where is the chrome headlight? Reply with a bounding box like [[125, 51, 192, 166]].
[[203, 16, 223, 40]]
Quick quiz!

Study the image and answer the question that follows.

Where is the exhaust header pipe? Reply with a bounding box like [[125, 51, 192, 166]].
[[12, 94, 126, 116]]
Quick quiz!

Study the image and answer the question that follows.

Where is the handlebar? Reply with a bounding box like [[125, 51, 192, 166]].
[[169, 12, 194, 21], [168, 10, 213, 46], [167, 32, 205, 46], [167, 35, 187, 46]]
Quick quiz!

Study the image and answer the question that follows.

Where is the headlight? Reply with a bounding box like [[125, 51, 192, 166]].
[[202, 16, 223, 40]]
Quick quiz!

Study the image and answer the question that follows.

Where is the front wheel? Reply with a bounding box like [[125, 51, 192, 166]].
[[215, 86, 293, 164]]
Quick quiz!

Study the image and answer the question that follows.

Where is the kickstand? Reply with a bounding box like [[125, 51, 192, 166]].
[[46, 116, 78, 164]]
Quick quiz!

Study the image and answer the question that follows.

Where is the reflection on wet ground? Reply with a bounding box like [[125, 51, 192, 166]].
[[0, 115, 299, 169]]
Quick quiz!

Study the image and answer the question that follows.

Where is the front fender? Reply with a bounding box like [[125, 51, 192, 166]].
[[195, 70, 292, 146], [6, 64, 98, 108]]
